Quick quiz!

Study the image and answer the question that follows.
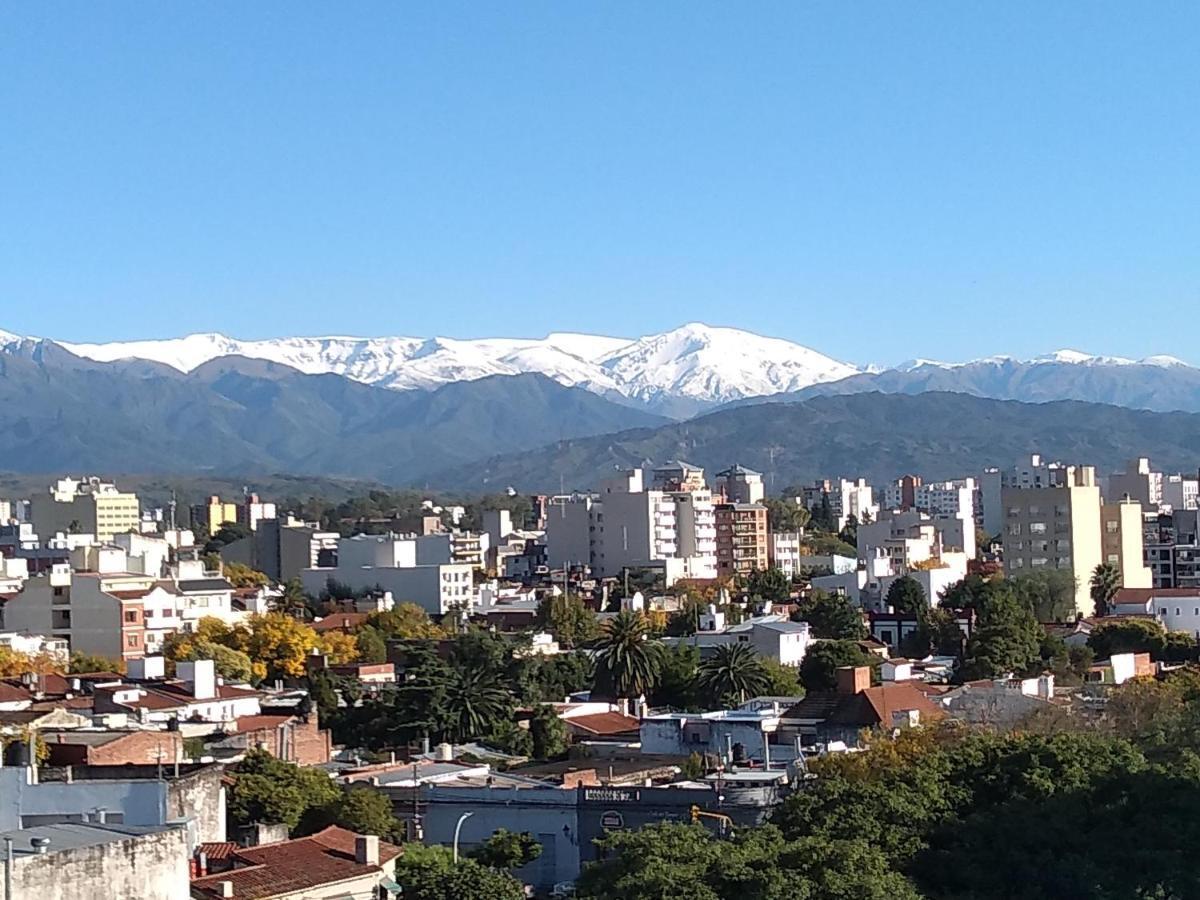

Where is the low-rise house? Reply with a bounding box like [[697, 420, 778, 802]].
[[1087, 651, 1156, 685], [779, 666, 944, 747], [1110, 587, 1200, 637], [937, 674, 1056, 727], [671, 610, 811, 666], [94, 660, 262, 726], [562, 710, 640, 743], [190, 826, 401, 900], [205, 711, 331, 765], [42, 729, 185, 767], [640, 704, 798, 766]]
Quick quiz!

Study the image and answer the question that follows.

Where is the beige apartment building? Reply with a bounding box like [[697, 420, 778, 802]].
[[1001, 465, 1147, 617], [1101, 498, 1153, 590], [30, 477, 140, 541]]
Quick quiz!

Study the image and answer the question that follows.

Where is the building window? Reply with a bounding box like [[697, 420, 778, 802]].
[[124, 610, 138, 623], [126, 634, 139, 647], [1029, 522, 1046, 535], [1106, 521, 1120, 534]]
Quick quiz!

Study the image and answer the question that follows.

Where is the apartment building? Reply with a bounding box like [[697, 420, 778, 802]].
[[30, 477, 140, 542], [1107, 458, 1164, 510], [2, 568, 153, 661], [1162, 474, 1200, 513], [1100, 498, 1153, 590], [714, 503, 768, 578], [544, 467, 717, 585], [981, 455, 1067, 535], [220, 516, 338, 582], [715, 464, 765, 504], [800, 479, 878, 532], [300, 562, 474, 615], [1000, 465, 1105, 616]]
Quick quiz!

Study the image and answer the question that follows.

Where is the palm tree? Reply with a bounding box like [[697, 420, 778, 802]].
[[697, 644, 771, 707], [442, 666, 513, 742], [594, 610, 663, 700], [1089, 563, 1121, 618]]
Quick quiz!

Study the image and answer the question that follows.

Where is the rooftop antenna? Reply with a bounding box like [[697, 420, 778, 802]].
[[168, 491, 177, 531]]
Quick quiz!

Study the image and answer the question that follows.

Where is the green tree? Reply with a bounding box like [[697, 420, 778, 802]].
[[697, 644, 772, 707], [529, 703, 569, 759], [484, 719, 533, 757], [302, 785, 403, 841], [959, 588, 1043, 680], [1089, 562, 1122, 618], [798, 640, 878, 692], [1012, 569, 1078, 622], [764, 497, 811, 533], [222, 561, 269, 588], [761, 657, 805, 697], [468, 828, 543, 870], [536, 593, 600, 647], [205, 521, 252, 553], [791, 590, 867, 640], [227, 749, 339, 830], [593, 611, 664, 700], [1087, 618, 1168, 660], [394, 845, 525, 900], [742, 568, 791, 604], [649, 642, 702, 710], [886, 576, 927, 616], [354, 626, 388, 664], [443, 666, 514, 742]]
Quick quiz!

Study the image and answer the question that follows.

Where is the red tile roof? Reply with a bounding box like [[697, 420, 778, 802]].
[[828, 683, 946, 728], [1113, 588, 1200, 603], [0, 682, 32, 704], [224, 714, 294, 735], [190, 826, 401, 899], [312, 613, 369, 632], [564, 711, 640, 736], [197, 841, 239, 861]]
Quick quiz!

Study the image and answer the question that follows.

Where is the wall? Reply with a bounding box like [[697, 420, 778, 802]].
[[164, 765, 227, 843], [0, 768, 168, 831], [11, 826, 191, 900]]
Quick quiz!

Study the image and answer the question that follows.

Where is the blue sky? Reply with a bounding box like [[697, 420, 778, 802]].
[[2, 3, 1199, 365]]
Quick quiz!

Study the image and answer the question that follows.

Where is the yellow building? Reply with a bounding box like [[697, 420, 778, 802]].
[[29, 477, 141, 542], [191, 496, 240, 537]]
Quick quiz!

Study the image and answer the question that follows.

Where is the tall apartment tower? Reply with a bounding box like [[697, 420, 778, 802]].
[[714, 503, 769, 578], [1000, 464, 1145, 617]]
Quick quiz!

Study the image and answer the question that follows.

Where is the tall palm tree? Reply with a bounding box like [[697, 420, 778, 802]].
[[1089, 563, 1121, 618], [442, 666, 514, 742], [697, 643, 771, 707], [594, 610, 663, 700]]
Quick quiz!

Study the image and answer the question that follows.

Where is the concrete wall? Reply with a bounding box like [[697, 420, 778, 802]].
[[0, 768, 168, 831], [11, 825, 191, 900]]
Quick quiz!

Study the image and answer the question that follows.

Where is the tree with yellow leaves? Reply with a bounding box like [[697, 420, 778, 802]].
[[316, 630, 359, 665], [0, 648, 63, 677], [229, 613, 320, 681]]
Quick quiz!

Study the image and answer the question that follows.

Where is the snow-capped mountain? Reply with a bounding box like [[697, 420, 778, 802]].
[[6, 321, 1200, 417], [19, 323, 859, 417]]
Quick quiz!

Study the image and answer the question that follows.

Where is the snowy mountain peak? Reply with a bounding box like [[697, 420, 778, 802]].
[[2, 323, 857, 416]]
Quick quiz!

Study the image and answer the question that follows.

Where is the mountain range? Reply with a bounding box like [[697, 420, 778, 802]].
[[6, 323, 1200, 417], [4, 322, 1200, 493], [427, 392, 1200, 493]]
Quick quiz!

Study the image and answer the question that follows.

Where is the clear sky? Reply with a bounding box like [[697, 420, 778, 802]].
[[3, 3, 1199, 365]]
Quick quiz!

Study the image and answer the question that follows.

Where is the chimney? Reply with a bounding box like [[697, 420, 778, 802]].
[[355, 834, 380, 867], [218, 881, 234, 899], [835, 666, 871, 695]]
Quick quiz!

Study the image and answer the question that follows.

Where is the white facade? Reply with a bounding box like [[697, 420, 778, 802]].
[[301, 563, 475, 615], [1162, 475, 1199, 513], [801, 479, 878, 531], [685, 614, 811, 666]]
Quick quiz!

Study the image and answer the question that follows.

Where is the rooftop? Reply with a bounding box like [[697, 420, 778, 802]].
[[0, 822, 178, 858], [190, 826, 401, 900]]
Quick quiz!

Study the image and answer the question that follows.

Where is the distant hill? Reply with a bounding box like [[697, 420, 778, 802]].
[[0, 343, 666, 482], [422, 391, 1200, 492], [739, 356, 1200, 414]]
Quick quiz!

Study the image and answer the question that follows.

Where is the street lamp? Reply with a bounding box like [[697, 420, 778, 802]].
[[452, 812, 475, 863]]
